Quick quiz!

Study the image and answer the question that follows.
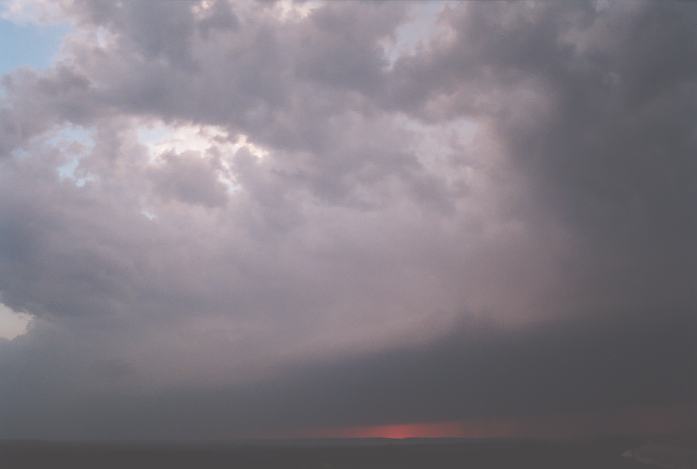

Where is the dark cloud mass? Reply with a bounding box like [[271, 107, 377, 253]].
[[0, 0, 694, 440]]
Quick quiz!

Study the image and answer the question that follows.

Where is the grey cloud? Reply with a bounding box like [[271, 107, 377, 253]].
[[149, 151, 229, 208], [1, 310, 693, 440], [69, 0, 199, 67], [384, 0, 697, 319], [0, 66, 95, 157], [0, 0, 694, 439]]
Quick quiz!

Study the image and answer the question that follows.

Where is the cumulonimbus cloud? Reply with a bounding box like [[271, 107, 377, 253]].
[[0, 0, 694, 439]]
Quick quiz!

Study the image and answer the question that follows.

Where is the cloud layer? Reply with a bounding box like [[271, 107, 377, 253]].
[[0, 0, 694, 439]]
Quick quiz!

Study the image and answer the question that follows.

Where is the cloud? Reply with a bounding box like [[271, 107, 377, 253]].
[[0, 0, 694, 439], [0, 302, 30, 340]]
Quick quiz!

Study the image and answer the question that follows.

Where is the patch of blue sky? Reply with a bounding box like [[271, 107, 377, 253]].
[[53, 125, 95, 186], [0, 18, 68, 75], [58, 158, 95, 187], [48, 125, 93, 148]]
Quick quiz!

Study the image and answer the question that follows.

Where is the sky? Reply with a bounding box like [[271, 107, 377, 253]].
[[0, 19, 67, 74], [0, 0, 695, 440]]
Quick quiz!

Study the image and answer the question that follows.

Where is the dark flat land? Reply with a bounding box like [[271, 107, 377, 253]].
[[0, 438, 664, 469]]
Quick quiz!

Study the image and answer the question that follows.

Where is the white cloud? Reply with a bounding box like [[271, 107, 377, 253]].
[[137, 122, 268, 161], [0, 0, 71, 24], [0, 302, 31, 340]]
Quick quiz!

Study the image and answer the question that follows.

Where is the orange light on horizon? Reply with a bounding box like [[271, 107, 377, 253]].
[[336, 421, 466, 439], [294, 403, 695, 440]]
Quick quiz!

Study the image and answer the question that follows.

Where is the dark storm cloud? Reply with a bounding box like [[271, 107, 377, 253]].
[[386, 0, 697, 319], [2, 311, 693, 440], [0, 0, 694, 439]]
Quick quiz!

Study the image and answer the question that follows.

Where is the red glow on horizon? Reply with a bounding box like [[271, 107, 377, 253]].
[[337, 422, 466, 439], [294, 403, 695, 440]]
